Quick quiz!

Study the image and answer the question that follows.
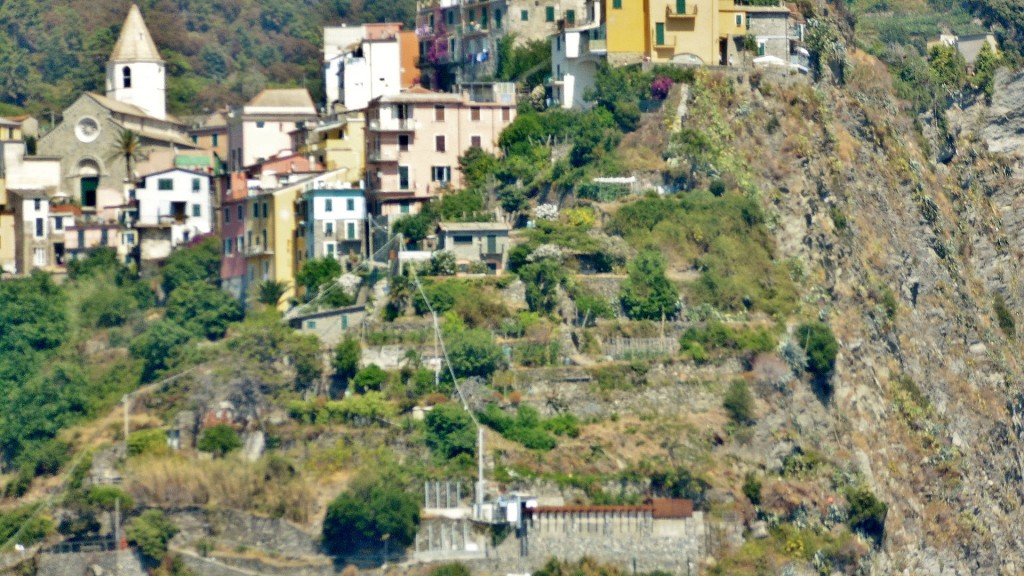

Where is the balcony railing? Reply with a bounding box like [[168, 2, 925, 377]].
[[247, 245, 274, 256], [368, 118, 416, 131], [667, 4, 698, 18], [368, 149, 399, 162], [481, 245, 505, 257]]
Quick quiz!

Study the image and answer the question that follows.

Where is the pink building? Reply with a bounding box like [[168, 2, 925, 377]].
[[220, 173, 251, 300], [364, 87, 515, 217]]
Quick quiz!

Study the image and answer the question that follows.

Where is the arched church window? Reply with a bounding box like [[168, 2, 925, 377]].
[[123, 66, 132, 88]]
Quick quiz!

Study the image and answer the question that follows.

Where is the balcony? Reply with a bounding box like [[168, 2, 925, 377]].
[[368, 118, 416, 132], [667, 3, 698, 19], [247, 245, 274, 256], [368, 149, 400, 162], [480, 244, 505, 257]]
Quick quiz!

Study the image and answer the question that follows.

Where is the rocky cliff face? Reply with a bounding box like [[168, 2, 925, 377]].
[[728, 52, 1024, 573]]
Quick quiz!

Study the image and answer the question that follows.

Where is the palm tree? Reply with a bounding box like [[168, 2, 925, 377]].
[[257, 280, 289, 307], [110, 128, 142, 184]]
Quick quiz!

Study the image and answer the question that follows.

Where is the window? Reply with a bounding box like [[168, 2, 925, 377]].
[[34, 199, 41, 211], [307, 320, 317, 329], [545, 6, 555, 21], [325, 242, 336, 257], [399, 134, 410, 151], [253, 203, 259, 218], [158, 178, 173, 190], [468, 8, 475, 22], [256, 121, 265, 128], [676, 0, 685, 13], [453, 235, 473, 245], [55, 217, 63, 231], [613, 0, 621, 8], [447, 10, 454, 24], [399, 166, 410, 190], [262, 202, 268, 218], [566, 9, 575, 24], [122, 66, 131, 88], [238, 235, 244, 252], [124, 232, 135, 245], [471, 107, 481, 121], [471, 135, 482, 148], [326, 198, 334, 212], [224, 239, 232, 255], [495, 9, 502, 28], [400, 202, 411, 214], [224, 208, 231, 224], [101, 228, 108, 245], [342, 315, 349, 329], [758, 41, 766, 56], [325, 221, 335, 236], [435, 135, 446, 152], [78, 230, 85, 247], [521, 9, 528, 20], [347, 222, 356, 240], [481, 9, 488, 28], [192, 135, 198, 144], [33, 248, 46, 267], [502, 107, 511, 122], [735, 14, 742, 26], [212, 134, 219, 146], [656, 22, 665, 45], [35, 218, 44, 238], [192, 204, 201, 217], [434, 105, 445, 121], [346, 198, 355, 211], [192, 178, 201, 192], [431, 166, 451, 182]]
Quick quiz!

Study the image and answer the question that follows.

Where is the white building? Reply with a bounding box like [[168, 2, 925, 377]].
[[105, 3, 167, 121], [133, 168, 212, 246], [324, 24, 410, 112], [227, 89, 318, 171], [550, 0, 606, 109], [299, 186, 367, 263]]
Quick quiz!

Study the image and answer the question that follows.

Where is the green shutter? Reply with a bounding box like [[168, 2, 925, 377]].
[[545, 6, 554, 21], [676, 0, 685, 13], [613, 0, 622, 9], [655, 23, 665, 46]]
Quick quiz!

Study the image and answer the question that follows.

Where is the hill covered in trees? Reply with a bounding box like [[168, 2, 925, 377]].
[[0, 0, 415, 117]]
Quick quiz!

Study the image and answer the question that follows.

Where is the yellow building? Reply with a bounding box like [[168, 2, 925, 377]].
[[296, 111, 366, 176], [603, 0, 781, 66], [603, 0, 648, 62], [244, 169, 351, 308]]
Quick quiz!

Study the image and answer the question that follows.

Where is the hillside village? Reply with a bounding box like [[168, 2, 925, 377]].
[[2, 0, 1024, 576]]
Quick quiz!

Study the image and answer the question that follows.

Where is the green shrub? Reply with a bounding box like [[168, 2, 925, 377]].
[[723, 379, 755, 425], [322, 468, 420, 556], [165, 281, 244, 340], [86, 485, 136, 512], [680, 322, 777, 358], [649, 466, 709, 507], [425, 403, 476, 460], [127, 509, 178, 564], [709, 179, 726, 197], [197, 424, 242, 458], [478, 404, 558, 450], [796, 322, 839, 381], [845, 486, 887, 546], [994, 293, 1015, 338], [352, 364, 389, 393], [620, 251, 678, 320], [430, 563, 472, 576], [742, 472, 761, 505], [446, 329, 503, 379], [127, 428, 170, 457]]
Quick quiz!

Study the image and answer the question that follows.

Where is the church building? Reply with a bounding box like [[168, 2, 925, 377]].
[[37, 4, 199, 219]]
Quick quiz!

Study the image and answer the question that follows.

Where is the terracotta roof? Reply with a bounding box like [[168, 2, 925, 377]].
[[51, 204, 82, 215], [86, 93, 183, 125], [651, 498, 694, 519], [109, 118, 195, 147], [247, 89, 316, 111], [110, 4, 163, 62]]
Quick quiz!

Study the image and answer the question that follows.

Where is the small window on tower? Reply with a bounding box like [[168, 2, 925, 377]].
[[123, 66, 132, 88]]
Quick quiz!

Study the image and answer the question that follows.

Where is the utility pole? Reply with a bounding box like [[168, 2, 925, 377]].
[[122, 394, 131, 454], [476, 428, 485, 518]]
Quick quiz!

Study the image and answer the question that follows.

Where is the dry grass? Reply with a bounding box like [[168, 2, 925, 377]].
[[124, 455, 317, 524]]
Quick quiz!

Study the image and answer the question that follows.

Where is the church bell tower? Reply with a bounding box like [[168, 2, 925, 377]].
[[106, 4, 166, 120]]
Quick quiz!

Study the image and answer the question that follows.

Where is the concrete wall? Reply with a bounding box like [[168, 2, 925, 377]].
[[36, 549, 146, 576], [168, 507, 322, 557]]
